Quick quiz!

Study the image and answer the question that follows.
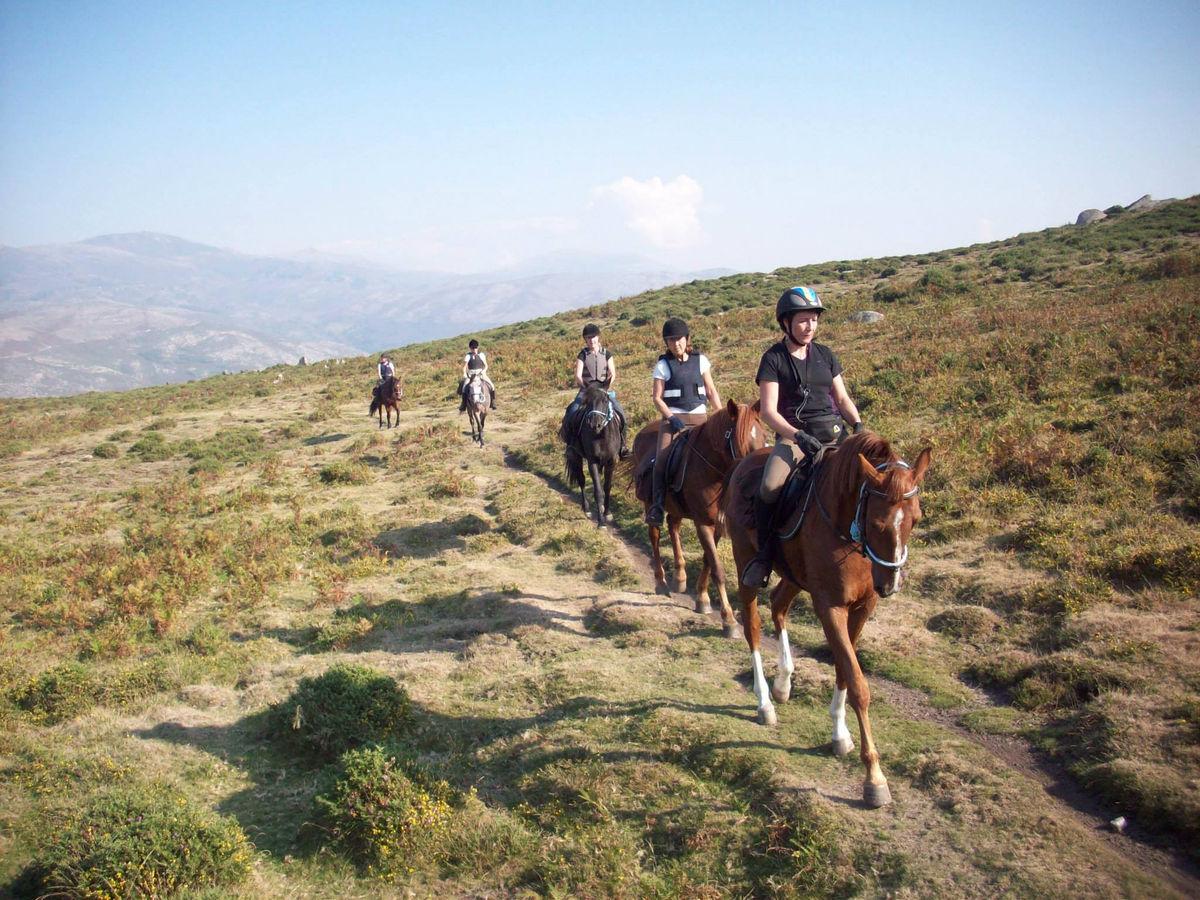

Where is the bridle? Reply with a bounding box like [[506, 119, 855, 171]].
[[817, 459, 919, 569]]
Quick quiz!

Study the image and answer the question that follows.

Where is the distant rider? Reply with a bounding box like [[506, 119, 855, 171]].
[[740, 287, 864, 588], [460, 339, 497, 410], [562, 323, 630, 459], [646, 317, 721, 526], [378, 355, 395, 383]]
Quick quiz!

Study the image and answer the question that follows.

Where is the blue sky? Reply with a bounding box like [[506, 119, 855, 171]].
[[2, 1, 1197, 272]]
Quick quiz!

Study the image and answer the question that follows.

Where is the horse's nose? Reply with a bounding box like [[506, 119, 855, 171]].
[[874, 567, 905, 597]]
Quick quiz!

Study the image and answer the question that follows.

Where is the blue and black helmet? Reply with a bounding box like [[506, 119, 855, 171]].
[[776, 286, 824, 325]]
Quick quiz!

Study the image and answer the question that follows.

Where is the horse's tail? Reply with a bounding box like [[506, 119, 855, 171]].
[[564, 444, 583, 489], [369, 396, 382, 416]]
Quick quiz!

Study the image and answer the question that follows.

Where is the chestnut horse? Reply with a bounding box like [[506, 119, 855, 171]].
[[631, 400, 766, 636], [722, 431, 931, 807], [369, 376, 403, 428]]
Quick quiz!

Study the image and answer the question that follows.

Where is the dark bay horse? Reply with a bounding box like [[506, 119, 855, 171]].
[[564, 385, 621, 527], [630, 400, 765, 636], [463, 372, 492, 446], [369, 376, 403, 428], [722, 431, 931, 807]]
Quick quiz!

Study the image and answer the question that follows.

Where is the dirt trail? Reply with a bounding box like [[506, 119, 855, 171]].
[[488, 417, 1200, 899]]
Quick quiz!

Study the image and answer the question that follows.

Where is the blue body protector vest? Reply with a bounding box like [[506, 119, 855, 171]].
[[659, 353, 705, 411], [466, 352, 485, 372]]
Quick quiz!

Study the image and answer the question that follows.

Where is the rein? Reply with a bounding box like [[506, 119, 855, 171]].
[[687, 415, 755, 474], [814, 459, 919, 569]]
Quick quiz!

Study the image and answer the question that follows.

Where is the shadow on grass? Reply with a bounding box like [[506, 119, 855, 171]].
[[131, 692, 821, 862], [375, 513, 492, 559], [303, 432, 350, 446]]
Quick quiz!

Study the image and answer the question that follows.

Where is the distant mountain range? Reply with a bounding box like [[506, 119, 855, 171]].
[[0, 233, 731, 397]]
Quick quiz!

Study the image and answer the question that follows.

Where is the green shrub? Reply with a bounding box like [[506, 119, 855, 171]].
[[271, 664, 413, 760], [313, 745, 454, 879], [926, 606, 1002, 641], [18, 784, 252, 898], [128, 431, 172, 461], [92, 442, 120, 459], [12, 661, 95, 724], [872, 280, 908, 303], [319, 461, 373, 485]]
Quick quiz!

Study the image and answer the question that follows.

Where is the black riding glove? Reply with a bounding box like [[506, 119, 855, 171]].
[[851, 421, 864, 435], [793, 430, 822, 458], [668, 415, 686, 433]]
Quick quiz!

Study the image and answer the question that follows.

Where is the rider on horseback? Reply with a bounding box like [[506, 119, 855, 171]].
[[646, 317, 721, 526], [378, 355, 395, 383], [740, 287, 864, 588], [563, 323, 630, 459], [460, 339, 497, 411]]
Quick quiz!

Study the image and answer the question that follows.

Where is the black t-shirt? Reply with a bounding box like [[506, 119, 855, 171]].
[[755, 340, 843, 429]]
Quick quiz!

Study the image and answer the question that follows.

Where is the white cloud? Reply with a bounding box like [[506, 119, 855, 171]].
[[591, 175, 704, 249]]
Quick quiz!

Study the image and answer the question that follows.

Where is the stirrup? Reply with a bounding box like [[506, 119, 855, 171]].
[[646, 504, 664, 526], [619, 446, 631, 460]]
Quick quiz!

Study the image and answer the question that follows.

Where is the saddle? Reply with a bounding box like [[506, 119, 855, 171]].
[[634, 428, 694, 501], [774, 445, 832, 540]]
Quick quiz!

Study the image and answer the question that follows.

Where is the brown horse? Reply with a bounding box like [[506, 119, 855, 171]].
[[463, 372, 492, 446], [631, 400, 766, 636], [722, 431, 931, 808], [369, 376, 403, 428]]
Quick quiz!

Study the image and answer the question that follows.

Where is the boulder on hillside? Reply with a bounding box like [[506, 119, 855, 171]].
[[297, 356, 308, 366], [1126, 194, 1158, 212], [1076, 209, 1107, 226], [848, 310, 885, 324]]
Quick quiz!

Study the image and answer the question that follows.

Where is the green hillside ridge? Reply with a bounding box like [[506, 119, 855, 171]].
[[1, 198, 1197, 896]]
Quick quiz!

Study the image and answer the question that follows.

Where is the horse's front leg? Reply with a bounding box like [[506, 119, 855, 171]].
[[667, 514, 687, 592], [831, 594, 878, 757], [815, 599, 890, 807], [737, 579, 775, 726], [694, 522, 736, 634], [588, 459, 605, 527], [770, 580, 801, 702], [649, 523, 669, 594], [601, 460, 613, 524]]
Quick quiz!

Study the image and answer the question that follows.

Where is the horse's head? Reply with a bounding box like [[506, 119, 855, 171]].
[[722, 399, 767, 459], [581, 385, 616, 437], [853, 445, 932, 597]]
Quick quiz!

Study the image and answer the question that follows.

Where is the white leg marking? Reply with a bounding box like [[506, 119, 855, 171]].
[[831, 686, 853, 749], [752, 649, 777, 725], [772, 628, 794, 702]]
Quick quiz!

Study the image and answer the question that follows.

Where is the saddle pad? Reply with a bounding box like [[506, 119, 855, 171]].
[[667, 430, 692, 493], [776, 445, 833, 540]]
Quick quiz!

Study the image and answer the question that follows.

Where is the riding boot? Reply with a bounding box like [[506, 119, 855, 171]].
[[646, 459, 666, 525], [741, 497, 779, 588], [490, 390, 497, 410], [618, 418, 630, 460]]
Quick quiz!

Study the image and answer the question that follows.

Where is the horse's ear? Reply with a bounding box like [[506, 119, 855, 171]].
[[857, 454, 886, 489], [912, 447, 932, 484], [726, 398, 739, 418], [750, 399, 761, 413]]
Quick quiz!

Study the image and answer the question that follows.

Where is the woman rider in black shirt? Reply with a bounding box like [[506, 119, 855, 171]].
[[741, 287, 864, 588]]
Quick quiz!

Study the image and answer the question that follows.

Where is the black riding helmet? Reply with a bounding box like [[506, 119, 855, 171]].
[[468, 339, 479, 349], [662, 317, 690, 340], [582, 323, 600, 338], [775, 287, 825, 328]]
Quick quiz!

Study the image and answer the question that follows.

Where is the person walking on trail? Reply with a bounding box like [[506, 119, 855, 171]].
[[460, 339, 497, 410], [563, 323, 631, 458], [740, 286, 865, 588], [646, 317, 721, 526]]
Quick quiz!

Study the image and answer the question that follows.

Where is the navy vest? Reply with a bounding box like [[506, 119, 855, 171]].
[[466, 352, 485, 372], [659, 353, 705, 411]]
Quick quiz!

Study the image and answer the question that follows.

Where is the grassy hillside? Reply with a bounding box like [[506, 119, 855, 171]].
[[1, 198, 1197, 897]]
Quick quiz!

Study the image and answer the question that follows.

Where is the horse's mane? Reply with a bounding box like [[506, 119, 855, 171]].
[[692, 400, 761, 457], [581, 384, 610, 407], [732, 400, 761, 456], [824, 432, 907, 500]]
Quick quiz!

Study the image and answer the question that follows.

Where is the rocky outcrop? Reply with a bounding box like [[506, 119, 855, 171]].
[[297, 356, 308, 366], [1076, 209, 1107, 226], [848, 310, 885, 324]]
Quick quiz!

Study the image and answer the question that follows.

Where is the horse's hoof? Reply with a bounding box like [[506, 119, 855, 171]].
[[864, 781, 892, 808], [675, 580, 688, 593], [832, 737, 855, 757], [722, 623, 738, 639], [693, 598, 706, 614], [655, 582, 671, 596], [757, 705, 777, 727], [771, 679, 792, 704]]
